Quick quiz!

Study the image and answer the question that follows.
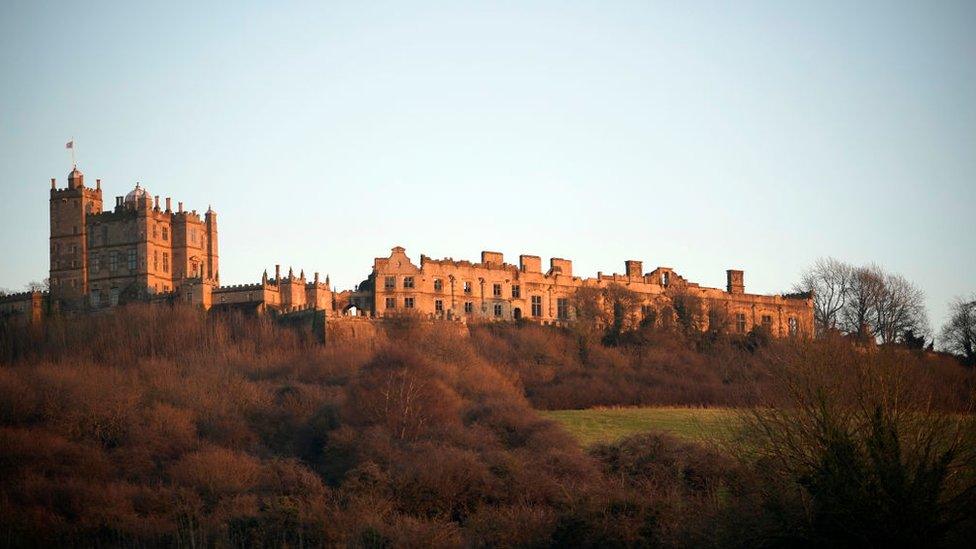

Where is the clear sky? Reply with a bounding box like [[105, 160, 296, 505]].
[[1, 1, 973, 336]]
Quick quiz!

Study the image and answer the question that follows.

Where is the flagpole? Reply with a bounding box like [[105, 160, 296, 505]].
[[70, 137, 76, 168]]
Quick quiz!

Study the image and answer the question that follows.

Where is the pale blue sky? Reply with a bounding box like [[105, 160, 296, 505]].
[[1, 1, 973, 334]]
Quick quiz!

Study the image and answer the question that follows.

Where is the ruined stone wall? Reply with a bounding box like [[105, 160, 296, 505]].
[[367, 247, 814, 338]]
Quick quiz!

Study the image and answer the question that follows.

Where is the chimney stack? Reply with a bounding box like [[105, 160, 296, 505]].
[[178, 202, 183, 213], [96, 179, 101, 190], [154, 196, 160, 209], [50, 178, 56, 190], [165, 197, 171, 212], [275, 264, 281, 281]]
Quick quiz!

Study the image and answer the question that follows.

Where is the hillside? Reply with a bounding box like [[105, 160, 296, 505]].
[[1, 306, 974, 547]]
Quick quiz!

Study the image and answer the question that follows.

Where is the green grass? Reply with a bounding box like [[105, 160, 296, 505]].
[[540, 407, 741, 447]]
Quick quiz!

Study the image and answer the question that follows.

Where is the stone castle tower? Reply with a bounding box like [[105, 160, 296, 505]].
[[49, 167, 103, 308], [48, 166, 218, 310]]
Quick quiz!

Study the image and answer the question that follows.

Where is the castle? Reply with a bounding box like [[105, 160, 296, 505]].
[[0, 167, 814, 338]]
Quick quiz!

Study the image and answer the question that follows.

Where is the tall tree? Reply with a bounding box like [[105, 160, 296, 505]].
[[940, 295, 976, 367], [794, 257, 853, 337], [872, 273, 927, 344], [842, 265, 885, 341]]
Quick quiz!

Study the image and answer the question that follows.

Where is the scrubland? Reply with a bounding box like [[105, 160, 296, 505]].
[[1, 306, 974, 547]]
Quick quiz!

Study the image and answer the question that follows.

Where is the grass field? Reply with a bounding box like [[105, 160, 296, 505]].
[[540, 407, 741, 447]]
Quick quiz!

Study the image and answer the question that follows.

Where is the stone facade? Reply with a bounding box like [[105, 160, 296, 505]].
[[343, 247, 814, 338], [49, 168, 218, 311], [34, 166, 812, 338]]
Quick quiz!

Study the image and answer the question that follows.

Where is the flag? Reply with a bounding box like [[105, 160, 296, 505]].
[[65, 141, 74, 149]]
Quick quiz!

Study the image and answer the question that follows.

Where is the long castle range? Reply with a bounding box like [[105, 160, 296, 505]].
[[1, 167, 814, 338]]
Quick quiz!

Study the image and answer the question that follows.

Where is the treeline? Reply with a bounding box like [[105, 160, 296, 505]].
[[1, 306, 975, 546]]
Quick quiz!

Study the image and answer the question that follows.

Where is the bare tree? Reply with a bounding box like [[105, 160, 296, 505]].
[[940, 295, 976, 367], [24, 279, 49, 292], [873, 273, 927, 344], [842, 265, 885, 341], [794, 257, 853, 336]]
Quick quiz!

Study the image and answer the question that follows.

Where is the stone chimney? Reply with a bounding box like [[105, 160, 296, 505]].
[[726, 270, 745, 294]]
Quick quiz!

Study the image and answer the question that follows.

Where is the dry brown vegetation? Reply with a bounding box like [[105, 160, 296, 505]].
[[1, 306, 974, 547]]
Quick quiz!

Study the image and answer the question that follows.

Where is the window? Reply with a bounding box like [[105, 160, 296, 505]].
[[435, 299, 443, 312], [557, 298, 569, 320], [464, 302, 473, 314], [463, 281, 472, 294], [761, 315, 773, 331], [70, 244, 77, 254], [788, 317, 798, 336], [127, 249, 137, 271], [153, 250, 158, 271], [90, 291, 100, 308], [109, 288, 120, 306], [384, 276, 396, 290], [493, 283, 502, 297], [162, 227, 169, 241], [404, 297, 415, 309], [152, 224, 157, 239], [735, 313, 746, 333], [109, 251, 118, 272], [385, 297, 396, 309], [403, 276, 415, 289], [494, 303, 503, 317], [433, 278, 443, 291], [162, 252, 169, 273], [531, 296, 542, 317], [191, 230, 197, 244], [511, 285, 521, 298], [662, 272, 670, 287]]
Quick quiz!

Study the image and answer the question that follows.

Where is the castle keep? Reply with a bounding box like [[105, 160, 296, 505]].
[[0, 167, 814, 338]]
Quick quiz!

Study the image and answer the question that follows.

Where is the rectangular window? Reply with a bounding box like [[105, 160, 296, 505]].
[[736, 313, 746, 333], [463, 281, 472, 294], [404, 297, 415, 309], [433, 278, 443, 291], [464, 302, 473, 313], [89, 291, 100, 308], [494, 303, 503, 317], [788, 317, 798, 336], [435, 299, 443, 312], [162, 227, 168, 241], [385, 297, 396, 309], [493, 283, 502, 297], [127, 249, 137, 271], [531, 296, 542, 317], [109, 251, 118, 272], [384, 276, 396, 290], [191, 230, 197, 244], [511, 285, 521, 298], [403, 276, 415, 289], [761, 315, 773, 331], [152, 224, 157, 239], [109, 288, 120, 306], [557, 298, 569, 320], [90, 254, 99, 273], [153, 250, 158, 271], [162, 252, 169, 273]]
